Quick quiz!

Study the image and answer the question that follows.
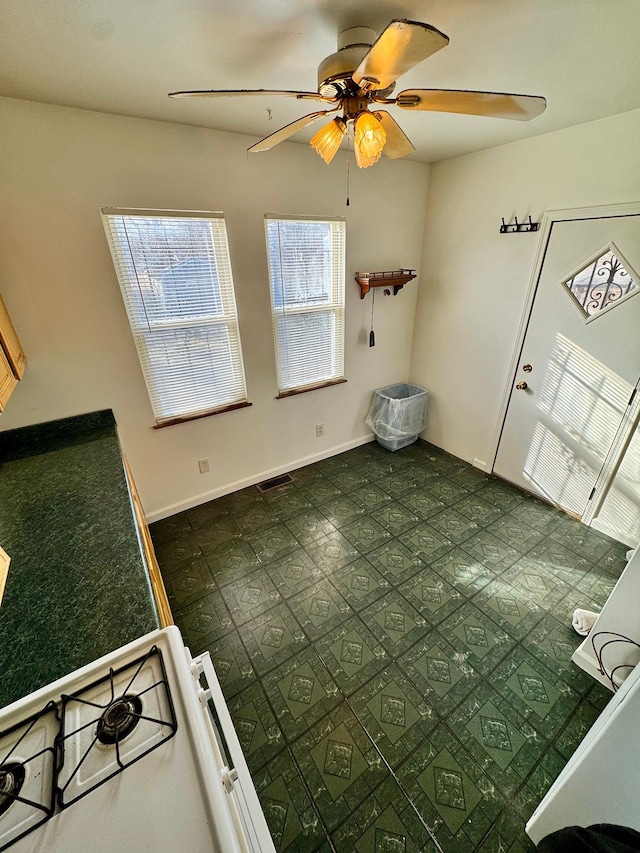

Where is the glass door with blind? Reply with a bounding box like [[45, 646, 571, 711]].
[[494, 205, 640, 540]]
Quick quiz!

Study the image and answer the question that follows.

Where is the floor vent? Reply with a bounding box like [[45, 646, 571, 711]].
[[256, 473, 293, 493]]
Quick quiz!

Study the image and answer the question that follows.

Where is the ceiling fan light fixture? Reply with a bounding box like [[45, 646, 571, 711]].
[[172, 19, 546, 170], [310, 117, 347, 164], [354, 111, 386, 168]]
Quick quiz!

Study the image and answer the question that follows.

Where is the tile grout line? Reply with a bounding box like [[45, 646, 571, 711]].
[[310, 641, 447, 853], [225, 596, 340, 851], [284, 742, 340, 853]]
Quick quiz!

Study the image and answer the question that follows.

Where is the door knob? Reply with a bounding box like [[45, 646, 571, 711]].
[[522, 364, 532, 372], [516, 381, 528, 390]]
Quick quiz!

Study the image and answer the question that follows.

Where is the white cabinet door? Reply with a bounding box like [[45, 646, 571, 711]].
[[572, 547, 640, 689], [527, 659, 640, 844]]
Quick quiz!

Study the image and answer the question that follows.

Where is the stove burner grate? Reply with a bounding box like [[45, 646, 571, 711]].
[[0, 701, 58, 852], [96, 695, 143, 745], [58, 645, 177, 809], [0, 764, 25, 819]]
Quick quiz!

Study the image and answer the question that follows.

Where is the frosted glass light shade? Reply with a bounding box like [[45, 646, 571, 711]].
[[354, 112, 386, 169], [310, 117, 347, 164]]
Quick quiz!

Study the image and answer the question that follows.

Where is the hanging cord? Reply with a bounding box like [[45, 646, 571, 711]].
[[369, 288, 375, 347], [346, 125, 351, 207]]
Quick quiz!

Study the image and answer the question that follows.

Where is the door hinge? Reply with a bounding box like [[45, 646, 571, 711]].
[[628, 388, 637, 407], [588, 487, 596, 501]]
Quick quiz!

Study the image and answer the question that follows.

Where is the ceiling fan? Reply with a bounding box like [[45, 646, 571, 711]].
[[169, 19, 546, 169]]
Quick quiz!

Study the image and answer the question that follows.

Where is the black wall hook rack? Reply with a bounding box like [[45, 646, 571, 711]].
[[500, 216, 539, 234]]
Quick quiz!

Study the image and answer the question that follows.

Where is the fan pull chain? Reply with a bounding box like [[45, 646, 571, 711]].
[[369, 288, 375, 347], [346, 126, 351, 207]]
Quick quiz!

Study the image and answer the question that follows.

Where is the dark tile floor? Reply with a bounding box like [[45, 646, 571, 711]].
[[150, 439, 627, 853]]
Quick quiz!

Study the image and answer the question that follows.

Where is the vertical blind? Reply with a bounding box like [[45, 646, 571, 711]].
[[265, 215, 346, 394], [102, 209, 247, 423]]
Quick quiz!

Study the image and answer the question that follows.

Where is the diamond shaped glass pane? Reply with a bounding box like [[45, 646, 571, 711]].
[[561, 244, 639, 320]]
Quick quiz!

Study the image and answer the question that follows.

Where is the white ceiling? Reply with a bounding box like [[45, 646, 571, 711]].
[[1, 0, 639, 164]]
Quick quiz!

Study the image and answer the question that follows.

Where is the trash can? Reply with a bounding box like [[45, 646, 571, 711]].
[[365, 383, 429, 451]]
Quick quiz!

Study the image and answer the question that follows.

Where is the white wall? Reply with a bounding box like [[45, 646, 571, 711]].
[[0, 96, 430, 519], [410, 108, 640, 470]]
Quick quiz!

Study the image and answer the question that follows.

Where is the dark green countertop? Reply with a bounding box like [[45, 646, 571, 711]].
[[0, 410, 160, 708]]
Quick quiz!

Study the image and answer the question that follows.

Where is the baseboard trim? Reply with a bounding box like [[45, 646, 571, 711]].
[[146, 434, 376, 522]]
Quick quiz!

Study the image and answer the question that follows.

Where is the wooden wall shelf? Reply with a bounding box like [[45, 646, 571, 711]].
[[355, 269, 417, 299]]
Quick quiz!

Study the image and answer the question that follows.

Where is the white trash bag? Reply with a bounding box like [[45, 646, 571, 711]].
[[366, 384, 428, 451]]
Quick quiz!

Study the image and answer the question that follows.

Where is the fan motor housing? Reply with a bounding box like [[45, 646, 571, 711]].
[[317, 27, 376, 96]]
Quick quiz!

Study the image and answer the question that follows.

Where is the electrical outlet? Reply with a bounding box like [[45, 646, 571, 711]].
[[198, 458, 210, 474], [316, 424, 324, 437]]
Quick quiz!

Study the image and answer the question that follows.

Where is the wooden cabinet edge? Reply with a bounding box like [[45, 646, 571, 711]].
[[0, 346, 18, 412], [123, 455, 173, 628], [0, 294, 26, 380]]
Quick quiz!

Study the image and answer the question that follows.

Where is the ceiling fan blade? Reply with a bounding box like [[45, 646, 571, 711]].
[[395, 89, 547, 120], [169, 88, 335, 102], [375, 111, 415, 159], [248, 109, 339, 153], [352, 20, 449, 91]]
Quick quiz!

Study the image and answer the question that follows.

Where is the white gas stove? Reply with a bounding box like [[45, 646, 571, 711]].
[[0, 626, 276, 852]]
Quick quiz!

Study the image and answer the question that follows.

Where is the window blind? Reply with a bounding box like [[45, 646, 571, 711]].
[[102, 209, 247, 424], [265, 215, 346, 394]]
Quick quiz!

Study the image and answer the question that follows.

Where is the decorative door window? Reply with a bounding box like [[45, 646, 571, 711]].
[[561, 242, 639, 322]]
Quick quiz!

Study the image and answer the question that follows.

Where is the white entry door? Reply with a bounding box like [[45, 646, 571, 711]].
[[494, 207, 640, 521]]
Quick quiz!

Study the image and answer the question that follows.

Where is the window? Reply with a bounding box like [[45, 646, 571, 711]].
[[561, 242, 639, 322], [265, 214, 346, 397], [102, 209, 248, 426]]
